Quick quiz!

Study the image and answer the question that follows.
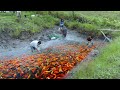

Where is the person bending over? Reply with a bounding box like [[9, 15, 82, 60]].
[[30, 40, 41, 53]]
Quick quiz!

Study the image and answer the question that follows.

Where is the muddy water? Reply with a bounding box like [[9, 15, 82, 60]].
[[0, 26, 103, 60]]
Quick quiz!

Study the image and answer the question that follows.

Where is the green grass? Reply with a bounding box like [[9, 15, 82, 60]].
[[42, 11, 120, 38], [1, 11, 120, 38], [0, 12, 59, 38], [71, 37, 120, 79]]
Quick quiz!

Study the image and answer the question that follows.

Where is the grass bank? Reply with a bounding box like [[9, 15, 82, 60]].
[[0, 12, 59, 39], [70, 36, 120, 79], [37, 11, 120, 38], [1, 11, 120, 39]]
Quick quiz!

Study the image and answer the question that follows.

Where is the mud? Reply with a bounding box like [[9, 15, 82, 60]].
[[0, 26, 106, 60]]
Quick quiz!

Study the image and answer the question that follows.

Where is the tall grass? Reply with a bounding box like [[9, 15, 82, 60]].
[[40, 11, 120, 38], [0, 12, 59, 38], [1, 11, 120, 38]]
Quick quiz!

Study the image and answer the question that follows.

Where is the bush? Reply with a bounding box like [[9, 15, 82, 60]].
[[65, 21, 80, 29]]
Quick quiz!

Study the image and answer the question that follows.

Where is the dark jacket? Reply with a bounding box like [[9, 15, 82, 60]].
[[60, 19, 64, 27], [87, 36, 92, 41]]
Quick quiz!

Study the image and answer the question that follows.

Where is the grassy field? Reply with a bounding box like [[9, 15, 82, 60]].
[[1, 11, 120, 38], [70, 36, 120, 79], [0, 11, 59, 38]]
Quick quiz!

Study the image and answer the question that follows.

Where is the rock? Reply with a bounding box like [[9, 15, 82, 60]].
[[90, 50, 99, 57], [12, 43, 17, 48], [34, 37, 38, 40], [4, 45, 8, 49], [38, 37, 44, 41], [42, 34, 44, 37], [29, 39, 33, 42], [2, 40, 6, 44], [43, 36, 49, 40]]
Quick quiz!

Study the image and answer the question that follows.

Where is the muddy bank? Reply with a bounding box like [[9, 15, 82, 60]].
[[0, 26, 107, 60]]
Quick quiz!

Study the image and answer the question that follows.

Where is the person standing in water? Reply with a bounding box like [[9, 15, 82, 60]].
[[87, 36, 93, 46], [62, 28, 67, 38], [60, 18, 64, 30], [59, 18, 67, 38]]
